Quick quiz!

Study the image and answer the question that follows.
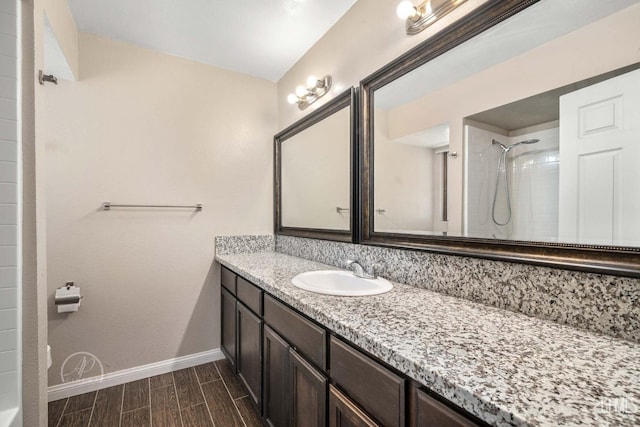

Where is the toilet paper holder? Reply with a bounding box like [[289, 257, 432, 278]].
[[55, 282, 82, 312]]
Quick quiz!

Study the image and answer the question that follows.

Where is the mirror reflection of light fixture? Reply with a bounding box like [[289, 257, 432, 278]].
[[287, 75, 332, 110], [396, 0, 467, 35]]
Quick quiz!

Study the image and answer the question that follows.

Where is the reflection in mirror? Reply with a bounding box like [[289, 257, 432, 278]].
[[373, 109, 450, 235], [371, 0, 640, 249], [281, 106, 350, 230], [275, 88, 355, 241], [465, 65, 640, 246]]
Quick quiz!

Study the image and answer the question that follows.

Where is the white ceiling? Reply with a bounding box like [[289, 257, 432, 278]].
[[68, 0, 357, 82]]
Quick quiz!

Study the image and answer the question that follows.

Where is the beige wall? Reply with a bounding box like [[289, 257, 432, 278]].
[[281, 106, 350, 230], [373, 109, 434, 233], [43, 0, 78, 79], [43, 33, 276, 386], [277, 0, 489, 129]]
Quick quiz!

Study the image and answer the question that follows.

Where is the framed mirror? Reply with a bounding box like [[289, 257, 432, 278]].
[[360, 0, 640, 276], [275, 88, 358, 242]]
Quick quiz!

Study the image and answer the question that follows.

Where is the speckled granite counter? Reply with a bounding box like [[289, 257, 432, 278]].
[[216, 251, 640, 427]]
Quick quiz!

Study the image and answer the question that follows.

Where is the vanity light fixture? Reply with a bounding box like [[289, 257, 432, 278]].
[[287, 75, 332, 110], [396, 0, 467, 35]]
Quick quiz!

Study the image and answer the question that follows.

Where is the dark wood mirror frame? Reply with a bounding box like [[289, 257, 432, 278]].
[[275, 87, 359, 243], [359, 0, 640, 278]]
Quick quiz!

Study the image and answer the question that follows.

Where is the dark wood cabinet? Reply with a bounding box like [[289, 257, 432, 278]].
[[290, 349, 327, 427], [330, 336, 404, 427], [221, 266, 237, 294], [237, 302, 263, 412], [220, 266, 485, 427], [221, 270, 263, 413], [220, 286, 237, 368], [329, 385, 380, 427], [237, 276, 263, 315], [264, 294, 327, 370], [411, 386, 480, 427], [264, 326, 290, 427], [263, 325, 327, 427]]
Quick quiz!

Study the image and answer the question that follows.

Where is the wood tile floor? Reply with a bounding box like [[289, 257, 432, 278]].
[[48, 359, 262, 427]]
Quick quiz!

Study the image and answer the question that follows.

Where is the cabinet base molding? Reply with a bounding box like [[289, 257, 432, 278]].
[[48, 348, 225, 401]]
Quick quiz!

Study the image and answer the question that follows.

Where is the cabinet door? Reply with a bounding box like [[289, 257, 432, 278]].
[[329, 385, 380, 427], [264, 326, 290, 427], [290, 349, 327, 427], [237, 302, 263, 412], [221, 287, 237, 368]]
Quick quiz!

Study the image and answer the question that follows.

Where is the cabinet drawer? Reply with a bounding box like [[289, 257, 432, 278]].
[[263, 295, 327, 370], [412, 387, 479, 427], [237, 276, 263, 315], [221, 266, 237, 294], [330, 336, 405, 427]]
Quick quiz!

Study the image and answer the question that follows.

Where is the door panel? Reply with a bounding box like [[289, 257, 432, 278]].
[[264, 326, 290, 427], [221, 287, 237, 368], [237, 302, 263, 411], [290, 349, 327, 427], [559, 68, 640, 246]]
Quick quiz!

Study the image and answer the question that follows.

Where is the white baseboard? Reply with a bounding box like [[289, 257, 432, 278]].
[[48, 348, 225, 402]]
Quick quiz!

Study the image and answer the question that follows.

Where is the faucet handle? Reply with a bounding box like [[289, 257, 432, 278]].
[[361, 263, 377, 279]]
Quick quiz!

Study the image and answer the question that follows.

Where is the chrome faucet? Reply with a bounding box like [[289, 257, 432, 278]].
[[345, 260, 377, 279]]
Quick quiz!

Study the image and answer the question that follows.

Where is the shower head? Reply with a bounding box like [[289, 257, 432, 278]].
[[519, 139, 540, 145], [493, 138, 540, 153]]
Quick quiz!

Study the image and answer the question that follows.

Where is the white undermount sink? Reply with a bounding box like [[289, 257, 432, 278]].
[[291, 270, 393, 296]]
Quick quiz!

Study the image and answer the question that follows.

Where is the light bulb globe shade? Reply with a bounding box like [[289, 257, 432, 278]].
[[396, 1, 417, 19], [287, 93, 299, 104], [306, 75, 318, 88], [295, 85, 307, 97]]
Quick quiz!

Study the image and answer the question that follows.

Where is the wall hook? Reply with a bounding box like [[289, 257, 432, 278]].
[[38, 70, 58, 85]]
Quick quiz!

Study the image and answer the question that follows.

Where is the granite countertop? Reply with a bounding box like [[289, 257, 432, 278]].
[[216, 251, 640, 427]]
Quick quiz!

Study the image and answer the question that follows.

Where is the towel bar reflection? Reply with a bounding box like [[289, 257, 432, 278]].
[[102, 202, 203, 211]]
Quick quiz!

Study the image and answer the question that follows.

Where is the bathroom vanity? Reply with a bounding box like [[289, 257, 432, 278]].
[[219, 262, 485, 427], [225, 3, 640, 426], [216, 247, 640, 427]]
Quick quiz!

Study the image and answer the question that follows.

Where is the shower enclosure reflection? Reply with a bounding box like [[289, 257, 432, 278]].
[[490, 138, 540, 227], [464, 65, 640, 246], [465, 121, 558, 242]]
